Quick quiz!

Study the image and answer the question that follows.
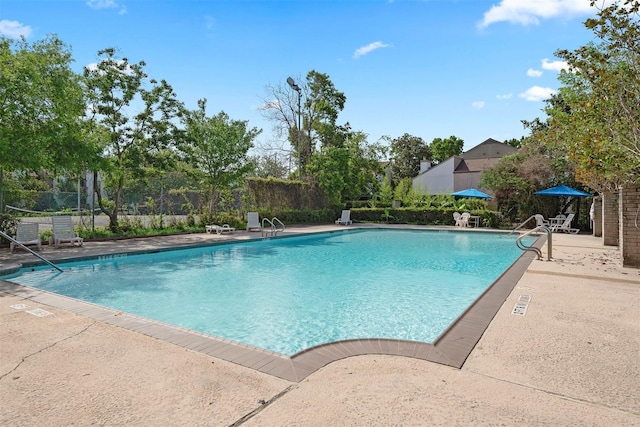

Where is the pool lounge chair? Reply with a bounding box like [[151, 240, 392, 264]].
[[246, 212, 262, 232], [10, 223, 42, 253], [205, 224, 235, 234], [335, 210, 352, 225], [52, 216, 83, 248], [550, 213, 579, 234]]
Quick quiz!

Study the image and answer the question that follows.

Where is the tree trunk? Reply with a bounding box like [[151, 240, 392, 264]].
[[93, 170, 119, 231]]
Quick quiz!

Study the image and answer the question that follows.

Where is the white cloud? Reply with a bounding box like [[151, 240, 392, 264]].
[[479, 0, 598, 28], [87, 0, 126, 14], [527, 68, 543, 77], [472, 101, 485, 109], [0, 20, 32, 38], [519, 85, 557, 101], [496, 93, 513, 99], [353, 41, 390, 59], [87, 0, 116, 9], [541, 58, 569, 71], [87, 0, 118, 9]]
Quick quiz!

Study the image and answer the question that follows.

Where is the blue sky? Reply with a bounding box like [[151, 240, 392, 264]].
[[1, 0, 602, 153]]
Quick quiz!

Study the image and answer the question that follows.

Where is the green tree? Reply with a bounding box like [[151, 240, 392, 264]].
[[306, 70, 347, 151], [503, 137, 527, 148], [84, 48, 185, 230], [250, 153, 290, 179], [481, 139, 578, 222], [182, 99, 261, 212], [430, 135, 464, 163], [0, 35, 87, 211], [537, 0, 640, 191], [260, 70, 346, 177], [393, 178, 418, 206], [307, 127, 385, 205], [377, 174, 394, 206], [388, 133, 431, 184]]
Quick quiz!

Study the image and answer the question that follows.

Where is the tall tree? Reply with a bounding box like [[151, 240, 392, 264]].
[[306, 70, 347, 151], [307, 126, 385, 205], [260, 70, 346, 177], [250, 153, 290, 179], [430, 135, 464, 163], [182, 99, 261, 212], [0, 35, 87, 211], [481, 139, 575, 221], [84, 48, 185, 230], [538, 0, 640, 191], [388, 133, 431, 184]]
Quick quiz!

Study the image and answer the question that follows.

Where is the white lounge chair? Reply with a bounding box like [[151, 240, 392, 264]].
[[10, 223, 42, 253], [550, 213, 579, 234], [335, 210, 352, 225], [205, 224, 236, 234], [246, 212, 262, 232], [52, 216, 83, 248]]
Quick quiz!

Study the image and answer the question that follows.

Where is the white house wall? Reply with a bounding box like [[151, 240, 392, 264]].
[[412, 158, 455, 195]]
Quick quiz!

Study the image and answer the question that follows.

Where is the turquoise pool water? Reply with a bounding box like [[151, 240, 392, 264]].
[[3, 229, 530, 355]]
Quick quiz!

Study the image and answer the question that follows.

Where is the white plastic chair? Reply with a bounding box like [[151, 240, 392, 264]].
[[335, 210, 352, 225], [246, 212, 262, 231], [534, 214, 550, 227], [52, 216, 83, 248], [458, 212, 471, 227], [453, 212, 462, 226], [10, 223, 42, 253]]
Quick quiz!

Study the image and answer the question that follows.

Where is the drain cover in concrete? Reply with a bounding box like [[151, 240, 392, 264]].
[[512, 303, 528, 316], [10, 304, 31, 310], [518, 295, 532, 304], [26, 308, 53, 317]]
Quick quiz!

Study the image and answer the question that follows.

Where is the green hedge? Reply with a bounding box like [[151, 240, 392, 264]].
[[245, 208, 338, 225], [351, 207, 501, 227]]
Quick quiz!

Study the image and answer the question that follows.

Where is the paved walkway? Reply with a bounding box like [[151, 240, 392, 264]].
[[1, 226, 638, 426]]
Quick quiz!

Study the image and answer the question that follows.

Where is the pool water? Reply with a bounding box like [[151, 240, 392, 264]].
[[4, 229, 530, 355]]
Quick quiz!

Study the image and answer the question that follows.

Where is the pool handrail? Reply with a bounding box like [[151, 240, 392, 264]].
[[0, 230, 63, 272], [261, 217, 285, 237], [515, 225, 552, 261]]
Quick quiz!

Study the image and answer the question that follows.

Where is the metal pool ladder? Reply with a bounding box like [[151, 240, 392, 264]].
[[514, 225, 552, 261], [261, 217, 285, 237], [0, 230, 63, 272]]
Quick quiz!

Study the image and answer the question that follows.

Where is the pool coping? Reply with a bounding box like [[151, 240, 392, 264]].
[[0, 228, 542, 382]]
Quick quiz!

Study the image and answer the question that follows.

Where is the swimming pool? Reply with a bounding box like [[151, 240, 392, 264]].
[[2, 229, 532, 356]]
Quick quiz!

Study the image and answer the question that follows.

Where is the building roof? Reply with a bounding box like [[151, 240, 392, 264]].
[[460, 138, 516, 160], [454, 158, 503, 173], [413, 138, 516, 180]]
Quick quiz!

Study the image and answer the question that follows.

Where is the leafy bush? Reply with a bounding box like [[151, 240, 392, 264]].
[[351, 207, 501, 227], [0, 214, 19, 243]]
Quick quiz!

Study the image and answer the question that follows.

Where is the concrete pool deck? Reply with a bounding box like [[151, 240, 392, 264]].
[[1, 225, 638, 425]]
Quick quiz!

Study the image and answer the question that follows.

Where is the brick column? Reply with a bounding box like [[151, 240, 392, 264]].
[[602, 191, 619, 246], [593, 197, 602, 237], [620, 186, 640, 268]]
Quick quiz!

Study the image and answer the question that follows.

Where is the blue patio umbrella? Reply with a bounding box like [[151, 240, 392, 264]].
[[451, 188, 493, 199], [534, 185, 591, 198]]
